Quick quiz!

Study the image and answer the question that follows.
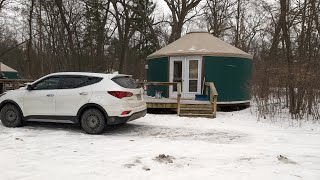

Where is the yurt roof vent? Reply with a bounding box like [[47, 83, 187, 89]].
[[187, 29, 208, 34]]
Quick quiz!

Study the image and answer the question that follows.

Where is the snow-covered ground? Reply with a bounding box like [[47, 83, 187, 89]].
[[1, 108, 320, 180]]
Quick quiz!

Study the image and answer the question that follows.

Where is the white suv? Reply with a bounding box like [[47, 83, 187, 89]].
[[0, 72, 147, 134]]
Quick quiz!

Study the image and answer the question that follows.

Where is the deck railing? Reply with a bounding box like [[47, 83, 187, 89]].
[[140, 82, 182, 115], [204, 82, 218, 118], [0, 79, 34, 93]]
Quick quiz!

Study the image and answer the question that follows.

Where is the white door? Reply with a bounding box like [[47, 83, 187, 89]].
[[169, 57, 185, 98], [55, 76, 93, 116], [169, 56, 202, 99], [23, 76, 60, 116]]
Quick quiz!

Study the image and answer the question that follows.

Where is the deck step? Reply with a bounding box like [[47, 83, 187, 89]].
[[179, 113, 214, 118], [180, 104, 212, 108], [180, 107, 212, 111], [180, 108, 213, 114], [179, 103, 214, 118]]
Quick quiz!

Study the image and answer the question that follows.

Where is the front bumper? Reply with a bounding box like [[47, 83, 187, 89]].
[[107, 109, 147, 125]]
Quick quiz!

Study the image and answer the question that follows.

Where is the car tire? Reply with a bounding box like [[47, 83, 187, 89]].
[[80, 108, 106, 134], [0, 104, 23, 127]]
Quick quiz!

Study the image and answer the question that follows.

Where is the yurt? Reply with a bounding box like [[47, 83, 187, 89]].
[[146, 31, 253, 104], [0, 62, 19, 79]]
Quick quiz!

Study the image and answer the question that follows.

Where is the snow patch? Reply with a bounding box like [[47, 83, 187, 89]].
[[0, 108, 320, 180]]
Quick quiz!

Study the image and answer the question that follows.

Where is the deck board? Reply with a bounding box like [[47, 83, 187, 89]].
[[144, 96, 211, 109], [145, 96, 210, 104], [144, 96, 250, 108]]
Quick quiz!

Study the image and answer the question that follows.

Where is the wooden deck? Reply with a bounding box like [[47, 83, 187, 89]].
[[141, 81, 218, 118], [145, 96, 210, 108], [145, 97, 250, 106], [0, 79, 33, 93], [145, 96, 215, 118]]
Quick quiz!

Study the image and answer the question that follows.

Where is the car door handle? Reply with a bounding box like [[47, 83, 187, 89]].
[[46, 94, 54, 97], [79, 92, 88, 96]]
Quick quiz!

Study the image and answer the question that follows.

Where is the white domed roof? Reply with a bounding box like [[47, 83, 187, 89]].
[[0, 62, 17, 72], [147, 32, 253, 59]]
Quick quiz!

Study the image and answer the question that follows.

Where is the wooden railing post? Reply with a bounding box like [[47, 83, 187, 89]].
[[213, 95, 218, 118], [205, 86, 209, 96], [177, 82, 181, 116], [204, 82, 218, 118], [140, 81, 182, 116]]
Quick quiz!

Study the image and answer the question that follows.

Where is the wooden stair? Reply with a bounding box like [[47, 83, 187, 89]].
[[179, 103, 215, 118]]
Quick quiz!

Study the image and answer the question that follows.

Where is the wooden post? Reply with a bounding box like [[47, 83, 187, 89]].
[[0, 83, 4, 94], [213, 95, 218, 118], [204, 82, 219, 118], [210, 88, 214, 111], [206, 86, 209, 96], [177, 82, 181, 116], [13, 82, 17, 90]]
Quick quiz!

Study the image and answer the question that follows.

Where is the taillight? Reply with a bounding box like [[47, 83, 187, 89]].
[[108, 91, 133, 99], [121, 111, 131, 115]]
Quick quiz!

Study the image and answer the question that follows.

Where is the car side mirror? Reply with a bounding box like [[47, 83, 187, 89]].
[[27, 84, 33, 90]]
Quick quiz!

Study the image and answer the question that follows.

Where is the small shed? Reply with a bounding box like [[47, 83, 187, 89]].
[[0, 62, 20, 79], [146, 31, 253, 104], [0, 63, 21, 93]]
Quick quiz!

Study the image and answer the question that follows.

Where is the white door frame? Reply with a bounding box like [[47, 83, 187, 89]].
[[169, 56, 202, 99]]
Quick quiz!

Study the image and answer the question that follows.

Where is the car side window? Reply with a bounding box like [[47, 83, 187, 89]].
[[59, 76, 87, 89], [33, 77, 60, 90], [59, 76, 102, 89]]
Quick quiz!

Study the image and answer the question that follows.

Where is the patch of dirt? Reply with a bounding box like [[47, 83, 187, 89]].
[[123, 164, 136, 168], [142, 166, 151, 171], [154, 154, 175, 164], [134, 159, 142, 164], [277, 155, 297, 164], [106, 123, 246, 144], [123, 157, 142, 169], [15, 138, 24, 141], [239, 157, 259, 161]]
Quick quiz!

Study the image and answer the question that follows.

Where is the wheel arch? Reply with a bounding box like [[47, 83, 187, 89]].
[[77, 103, 109, 124], [0, 100, 24, 118]]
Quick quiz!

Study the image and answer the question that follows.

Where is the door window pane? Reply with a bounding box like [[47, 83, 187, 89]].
[[173, 61, 182, 91], [189, 80, 198, 92], [189, 60, 198, 92], [189, 60, 198, 79]]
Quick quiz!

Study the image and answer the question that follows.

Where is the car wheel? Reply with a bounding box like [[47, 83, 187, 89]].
[[80, 108, 106, 134], [0, 104, 23, 127]]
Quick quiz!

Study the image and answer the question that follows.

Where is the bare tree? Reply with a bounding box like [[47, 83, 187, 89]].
[[27, 0, 35, 78], [0, 0, 7, 11], [54, 0, 79, 70], [83, 0, 112, 71], [164, 0, 201, 43], [111, 0, 137, 73], [204, 0, 235, 37]]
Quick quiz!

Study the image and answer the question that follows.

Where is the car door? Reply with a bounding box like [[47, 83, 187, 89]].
[[23, 76, 60, 116], [55, 75, 93, 116]]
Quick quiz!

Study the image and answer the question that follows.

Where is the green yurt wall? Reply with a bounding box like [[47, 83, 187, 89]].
[[147, 57, 169, 97], [204, 56, 252, 102]]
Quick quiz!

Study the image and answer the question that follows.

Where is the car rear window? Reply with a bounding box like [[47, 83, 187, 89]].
[[112, 76, 139, 89]]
